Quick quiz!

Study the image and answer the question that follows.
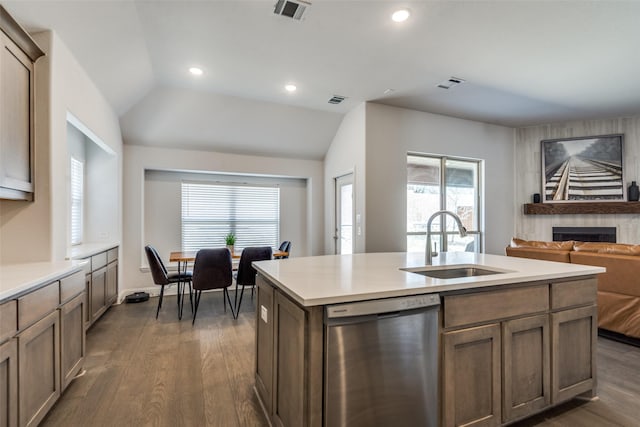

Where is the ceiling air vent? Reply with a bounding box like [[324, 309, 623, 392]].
[[274, 0, 311, 20], [328, 95, 347, 105], [437, 77, 466, 90]]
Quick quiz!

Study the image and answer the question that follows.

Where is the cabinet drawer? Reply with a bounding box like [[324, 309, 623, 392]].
[[0, 300, 17, 343], [91, 252, 107, 270], [60, 271, 85, 303], [107, 247, 118, 263], [18, 282, 59, 330], [551, 279, 597, 310], [444, 284, 549, 329]]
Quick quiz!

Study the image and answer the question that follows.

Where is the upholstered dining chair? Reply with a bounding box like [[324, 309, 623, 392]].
[[144, 245, 193, 319], [191, 248, 235, 324], [274, 240, 291, 259], [234, 246, 272, 318]]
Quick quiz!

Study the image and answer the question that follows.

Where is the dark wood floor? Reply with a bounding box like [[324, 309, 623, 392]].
[[42, 291, 640, 427]]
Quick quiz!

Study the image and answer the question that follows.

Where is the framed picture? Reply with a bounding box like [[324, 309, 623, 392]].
[[541, 134, 625, 202]]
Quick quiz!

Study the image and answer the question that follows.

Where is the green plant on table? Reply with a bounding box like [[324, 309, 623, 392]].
[[225, 233, 236, 246]]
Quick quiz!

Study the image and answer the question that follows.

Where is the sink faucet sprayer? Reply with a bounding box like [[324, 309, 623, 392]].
[[425, 210, 467, 265]]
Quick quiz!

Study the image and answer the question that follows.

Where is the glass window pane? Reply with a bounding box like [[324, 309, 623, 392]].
[[407, 155, 441, 233], [445, 234, 479, 253], [445, 159, 478, 232]]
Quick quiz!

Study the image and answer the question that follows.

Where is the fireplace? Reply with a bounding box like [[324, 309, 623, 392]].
[[552, 227, 616, 243]]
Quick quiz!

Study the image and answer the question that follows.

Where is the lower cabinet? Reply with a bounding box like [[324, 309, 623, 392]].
[[18, 310, 60, 427], [442, 279, 597, 427], [255, 276, 274, 414], [60, 293, 86, 391], [255, 275, 323, 427], [90, 266, 107, 322], [442, 323, 502, 427], [551, 305, 597, 403], [502, 314, 550, 423], [106, 261, 118, 305], [272, 290, 306, 427], [0, 338, 18, 427]]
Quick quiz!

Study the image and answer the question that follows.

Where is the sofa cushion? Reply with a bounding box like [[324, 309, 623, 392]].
[[598, 291, 640, 339], [510, 238, 575, 250], [506, 246, 571, 263], [573, 241, 640, 256], [570, 251, 640, 297]]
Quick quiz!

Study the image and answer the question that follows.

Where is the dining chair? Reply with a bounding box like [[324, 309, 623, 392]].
[[234, 246, 272, 318], [144, 245, 193, 319], [274, 240, 291, 259], [191, 248, 235, 324]]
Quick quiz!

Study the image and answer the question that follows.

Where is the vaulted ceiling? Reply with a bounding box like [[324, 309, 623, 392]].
[[5, 1, 640, 160]]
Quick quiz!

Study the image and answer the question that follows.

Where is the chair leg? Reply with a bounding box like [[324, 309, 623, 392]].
[[188, 282, 193, 313], [156, 285, 165, 319], [235, 285, 246, 319], [224, 288, 236, 318], [192, 290, 202, 325], [251, 285, 255, 300]]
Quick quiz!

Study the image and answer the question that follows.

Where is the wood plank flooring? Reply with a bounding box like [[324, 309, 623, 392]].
[[41, 292, 640, 427]]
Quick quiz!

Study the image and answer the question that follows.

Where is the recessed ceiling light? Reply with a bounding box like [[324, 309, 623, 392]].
[[285, 84, 297, 92], [391, 9, 410, 22], [189, 67, 203, 76]]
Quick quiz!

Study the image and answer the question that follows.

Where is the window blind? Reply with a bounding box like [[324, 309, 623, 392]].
[[70, 157, 84, 245], [181, 182, 280, 251]]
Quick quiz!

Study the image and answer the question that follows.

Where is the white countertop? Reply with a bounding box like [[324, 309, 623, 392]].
[[253, 252, 606, 307], [69, 242, 119, 259], [0, 260, 87, 302]]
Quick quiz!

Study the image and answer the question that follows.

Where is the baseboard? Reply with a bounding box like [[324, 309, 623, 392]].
[[598, 328, 640, 347]]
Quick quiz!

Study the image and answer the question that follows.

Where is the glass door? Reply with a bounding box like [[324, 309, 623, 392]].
[[335, 174, 353, 254]]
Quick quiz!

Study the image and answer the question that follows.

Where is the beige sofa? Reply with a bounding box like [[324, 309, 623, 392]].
[[506, 238, 640, 341]]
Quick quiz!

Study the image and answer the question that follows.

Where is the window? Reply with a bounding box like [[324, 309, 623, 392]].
[[181, 182, 280, 251], [70, 157, 84, 245], [407, 154, 482, 253]]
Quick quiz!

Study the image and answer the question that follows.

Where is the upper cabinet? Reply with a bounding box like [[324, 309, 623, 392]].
[[0, 6, 44, 201]]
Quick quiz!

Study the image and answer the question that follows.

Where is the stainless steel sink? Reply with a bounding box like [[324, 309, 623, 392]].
[[401, 265, 508, 279]]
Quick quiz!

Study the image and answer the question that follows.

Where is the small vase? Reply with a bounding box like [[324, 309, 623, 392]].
[[226, 245, 235, 255], [629, 181, 640, 202]]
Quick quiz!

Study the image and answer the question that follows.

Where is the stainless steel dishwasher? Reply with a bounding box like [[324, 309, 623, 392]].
[[324, 293, 440, 427]]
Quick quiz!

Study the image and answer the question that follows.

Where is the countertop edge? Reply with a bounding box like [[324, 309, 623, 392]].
[[69, 242, 119, 259], [0, 261, 87, 303]]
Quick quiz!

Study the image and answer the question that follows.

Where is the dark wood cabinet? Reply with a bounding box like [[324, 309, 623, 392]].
[[0, 6, 44, 201]]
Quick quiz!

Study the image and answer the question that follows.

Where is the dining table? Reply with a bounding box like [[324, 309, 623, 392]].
[[169, 248, 288, 265]]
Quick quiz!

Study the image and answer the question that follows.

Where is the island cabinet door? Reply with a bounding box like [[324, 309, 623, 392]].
[[272, 291, 306, 427], [443, 323, 501, 427], [0, 338, 18, 427], [502, 314, 550, 423], [255, 276, 274, 415], [551, 305, 597, 404]]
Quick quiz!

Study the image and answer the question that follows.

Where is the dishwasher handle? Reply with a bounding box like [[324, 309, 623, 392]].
[[325, 293, 440, 320]]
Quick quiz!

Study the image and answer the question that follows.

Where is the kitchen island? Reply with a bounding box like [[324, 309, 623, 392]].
[[252, 252, 605, 427]]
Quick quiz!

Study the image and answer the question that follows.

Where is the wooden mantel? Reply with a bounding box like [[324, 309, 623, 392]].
[[524, 202, 640, 215]]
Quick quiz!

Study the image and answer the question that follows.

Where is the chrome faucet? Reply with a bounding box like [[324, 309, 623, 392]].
[[425, 210, 468, 265]]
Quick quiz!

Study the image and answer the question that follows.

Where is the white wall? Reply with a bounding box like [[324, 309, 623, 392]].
[[144, 170, 307, 264], [0, 30, 122, 264], [515, 116, 640, 244], [123, 145, 323, 294], [363, 103, 516, 255], [323, 103, 366, 254]]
